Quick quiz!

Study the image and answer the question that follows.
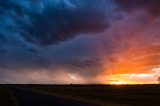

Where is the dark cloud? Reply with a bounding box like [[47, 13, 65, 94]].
[[0, 33, 8, 44], [0, 0, 23, 15], [0, 0, 117, 45], [0, 0, 117, 75], [115, 0, 160, 17], [67, 58, 101, 69], [27, 48, 39, 53], [0, 49, 7, 53]]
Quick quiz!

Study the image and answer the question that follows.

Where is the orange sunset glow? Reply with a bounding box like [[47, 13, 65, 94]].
[[101, 43, 160, 84], [97, 30, 160, 85]]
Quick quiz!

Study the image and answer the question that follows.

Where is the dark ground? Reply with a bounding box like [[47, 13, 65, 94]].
[[11, 84, 160, 106], [9, 86, 94, 106], [0, 86, 15, 106], [0, 84, 160, 106]]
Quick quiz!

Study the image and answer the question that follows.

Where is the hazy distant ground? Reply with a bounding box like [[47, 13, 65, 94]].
[[0, 84, 160, 106], [13, 84, 160, 106]]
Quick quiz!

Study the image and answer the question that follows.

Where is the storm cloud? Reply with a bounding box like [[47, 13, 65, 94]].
[[0, 0, 117, 45], [0, 0, 160, 84]]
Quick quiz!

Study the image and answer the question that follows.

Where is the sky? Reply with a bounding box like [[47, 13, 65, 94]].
[[0, 0, 160, 84]]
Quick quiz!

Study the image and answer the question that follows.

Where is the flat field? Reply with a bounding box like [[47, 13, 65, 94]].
[[0, 85, 17, 106], [14, 84, 160, 106]]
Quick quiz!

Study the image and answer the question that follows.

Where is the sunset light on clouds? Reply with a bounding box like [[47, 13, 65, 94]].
[[0, 0, 160, 84]]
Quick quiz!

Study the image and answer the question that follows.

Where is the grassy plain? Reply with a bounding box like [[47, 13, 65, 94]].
[[0, 85, 17, 106], [15, 84, 160, 106]]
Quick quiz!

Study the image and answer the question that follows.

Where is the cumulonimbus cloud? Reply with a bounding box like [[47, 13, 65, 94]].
[[0, 0, 118, 45], [0, 0, 160, 84]]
